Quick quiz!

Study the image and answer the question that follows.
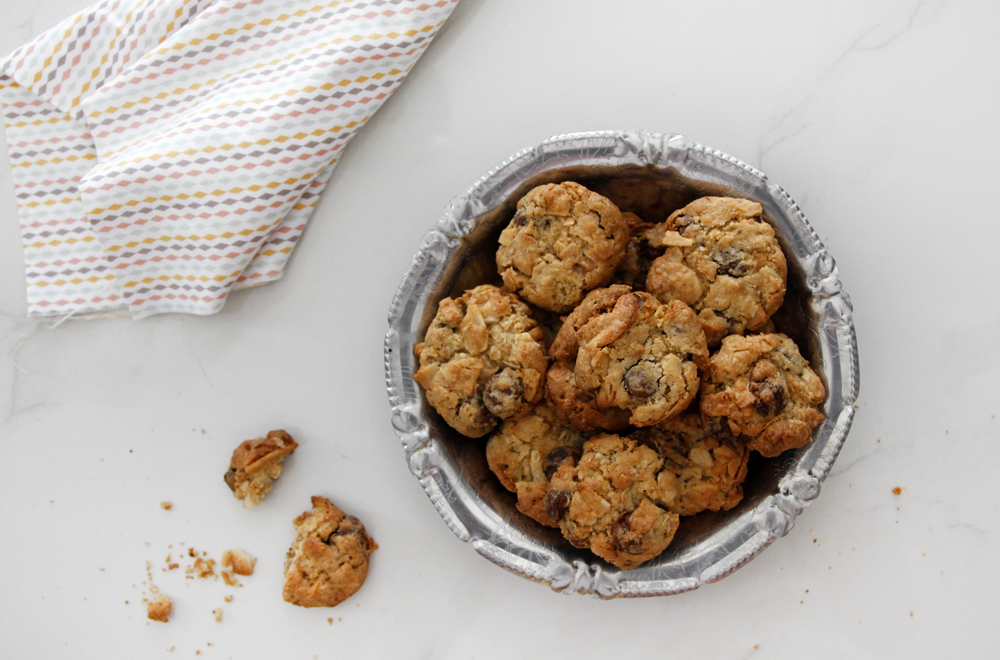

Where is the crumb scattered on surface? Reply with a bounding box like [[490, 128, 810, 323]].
[[191, 558, 216, 579], [213, 608, 223, 622], [147, 595, 172, 622], [224, 595, 233, 603], [160, 502, 172, 510], [222, 549, 256, 576], [892, 487, 903, 495]]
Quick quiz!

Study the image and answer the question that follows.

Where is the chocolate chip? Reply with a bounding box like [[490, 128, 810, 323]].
[[750, 379, 786, 416], [511, 211, 528, 228], [611, 512, 631, 538], [482, 370, 524, 418], [714, 248, 747, 277], [673, 214, 694, 231], [637, 239, 663, 263], [611, 511, 643, 552], [542, 446, 582, 480], [331, 516, 363, 537], [223, 468, 237, 492], [631, 428, 659, 453], [623, 363, 659, 399], [543, 489, 570, 521]]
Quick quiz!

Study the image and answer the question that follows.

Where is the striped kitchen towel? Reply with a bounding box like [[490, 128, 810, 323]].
[[0, 0, 458, 320]]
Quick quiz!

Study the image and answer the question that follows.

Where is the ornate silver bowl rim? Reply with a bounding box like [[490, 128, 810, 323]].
[[384, 130, 859, 598]]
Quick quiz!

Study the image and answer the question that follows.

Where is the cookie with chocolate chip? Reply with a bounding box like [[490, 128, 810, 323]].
[[414, 284, 549, 438], [645, 197, 787, 347], [545, 433, 680, 570], [700, 333, 825, 457], [496, 182, 630, 313], [486, 403, 589, 527], [630, 414, 750, 516], [283, 496, 378, 608], [574, 291, 709, 427], [544, 361, 632, 432]]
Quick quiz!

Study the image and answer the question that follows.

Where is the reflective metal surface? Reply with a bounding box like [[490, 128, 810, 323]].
[[385, 130, 859, 597]]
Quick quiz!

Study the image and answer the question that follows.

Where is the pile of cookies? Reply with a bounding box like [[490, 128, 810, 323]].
[[413, 181, 826, 571]]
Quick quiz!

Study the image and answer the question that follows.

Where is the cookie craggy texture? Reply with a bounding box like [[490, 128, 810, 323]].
[[283, 497, 378, 608], [496, 182, 630, 313], [224, 430, 299, 508], [700, 333, 826, 458], [414, 285, 548, 438], [574, 291, 709, 427], [545, 285, 634, 432], [485, 403, 588, 528], [544, 434, 681, 571], [645, 196, 787, 347], [630, 414, 749, 516]]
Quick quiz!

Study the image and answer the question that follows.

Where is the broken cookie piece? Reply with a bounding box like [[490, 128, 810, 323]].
[[224, 430, 298, 508], [146, 594, 173, 622], [283, 496, 377, 608], [221, 548, 256, 576]]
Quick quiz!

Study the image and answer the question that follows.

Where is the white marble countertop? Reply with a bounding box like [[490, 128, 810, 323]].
[[1, 0, 998, 658]]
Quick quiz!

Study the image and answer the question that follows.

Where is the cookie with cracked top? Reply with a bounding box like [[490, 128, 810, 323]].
[[414, 284, 549, 438], [645, 196, 787, 347], [496, 182, 629, 313], [485, 403, 589, 527], [282, 496, 377, 608], [630, 413, 750, 516], [573, 290, 709, 427], [544, 433, 680, 570], [700, 333, 825, 457]]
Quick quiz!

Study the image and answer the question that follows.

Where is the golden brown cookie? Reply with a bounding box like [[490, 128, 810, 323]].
[[630, 414, 749, 516], [700, 333, 826, 457], [574, 291, 709, 427], [414, 284, 549, 438], [282, 496, 378, 608], [645, 197, 787, 347], [548, 285, 634, 363], [224, 430, 298, 508], [485, 403, 588, 527], [544, 434, 680, 570], [496, 182, 629, 313], [544, 361, 631, 432]]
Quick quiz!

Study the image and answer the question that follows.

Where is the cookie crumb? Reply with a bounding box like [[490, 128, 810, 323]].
[[160, 502, 172, 510], [147, 595, 172, 622], [892, 487, 903, 495], [221, 548, 256, 576], [186, 553, 217, 580], [224, 595, 233, 603], [213, 608, 223, 623], [224, 430, 299, 508]]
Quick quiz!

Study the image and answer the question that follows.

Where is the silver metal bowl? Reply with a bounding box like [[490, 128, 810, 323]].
[[384, 130, 859, 598]]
